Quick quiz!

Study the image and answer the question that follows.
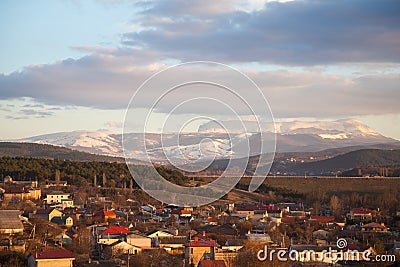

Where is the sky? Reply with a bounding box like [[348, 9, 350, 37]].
[[0, 0, 400, 140]]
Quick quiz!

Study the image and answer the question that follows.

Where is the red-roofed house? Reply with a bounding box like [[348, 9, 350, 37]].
[[204, 217, 217, 225], [257, 205, 280, 211], [180, 209, 192, 217], [185, 238, 217, 267], [100, 225, 130, 236], [310, 216, 335, 225], [28, 249, 75, 267], [282, 216, 296, 224]]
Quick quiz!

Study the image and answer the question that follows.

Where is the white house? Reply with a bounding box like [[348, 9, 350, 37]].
[[46, 191, 70, 204]]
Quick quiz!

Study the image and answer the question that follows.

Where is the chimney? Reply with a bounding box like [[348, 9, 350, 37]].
[[194, 237, 198, 243]]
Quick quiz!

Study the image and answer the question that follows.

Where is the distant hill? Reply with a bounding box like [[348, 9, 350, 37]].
[[0, 142, 128, 163], [272, 149, 400, 175], [195, 147, 400, 176]]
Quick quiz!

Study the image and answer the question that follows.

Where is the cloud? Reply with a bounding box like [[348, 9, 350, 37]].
[[0, 52, 399, 118], [0, 50, 161, 109], [1, 0, 399, 120], [123, 0, 400, 65], [22, 104, 45, 108], [5, 115, 29, 120], [20, 109, 53, 117]]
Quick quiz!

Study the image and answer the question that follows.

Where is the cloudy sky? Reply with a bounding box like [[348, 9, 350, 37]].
[[1, 0, 400, 139]]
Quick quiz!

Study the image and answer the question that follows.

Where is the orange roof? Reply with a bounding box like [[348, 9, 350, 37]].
[[206, 217, 216, 222], [181, 210, 191, 214], [94, 209, 116, 218]]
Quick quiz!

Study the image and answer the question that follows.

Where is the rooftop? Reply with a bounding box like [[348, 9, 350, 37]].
[[186, 238, 217, 247], [0, 210, 23, 232], [101, 225, 130, 235], [31, 249, 74, 260]]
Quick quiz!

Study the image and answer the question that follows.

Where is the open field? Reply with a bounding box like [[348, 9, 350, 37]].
[[197, 176, 400, 196]]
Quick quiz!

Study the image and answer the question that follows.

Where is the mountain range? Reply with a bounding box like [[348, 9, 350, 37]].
[[11, 119, 397, 165]]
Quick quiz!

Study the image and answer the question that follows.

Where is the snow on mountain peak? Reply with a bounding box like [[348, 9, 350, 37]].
[[276, 119, 380, 136], [12, 118, 393, 161], [198, 118, 381, 137]]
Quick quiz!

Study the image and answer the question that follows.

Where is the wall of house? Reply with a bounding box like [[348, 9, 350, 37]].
[[185, 246, 214, 267], [127, 236, 151, 248], [28, 257, 74, 267]]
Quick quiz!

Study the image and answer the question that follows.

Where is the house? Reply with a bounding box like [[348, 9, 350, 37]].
[[157, 236, 187, 253], [34, 208, 63, 222], [99, 225, 130, 243], [126, 233, 151, 248], [185, 238, 217, 267], [245, 233, 271, 242], [29, 188, 42, 199], [281, 216, 296, 224], [347, 208, 374, 223], [234, 204, 256, 217], [146, 229, 175, 238], [28, 249, 75, 267], [266, 209, 283, 218], [43, 180, 68, 188], [195, 224, 239, 239], [361, 222, 387, 232], [203, 217, 218, 225], [221, 239, 245, 252], [94, 209, 117, 223], [310, 215, 335, 225], [0, 238, 26, 252], [51, 216, 74, 227], [61, 199, 74, 209], [46, 191, 70, 204], [101, 240, 141, 259], [0, 210, 24, 235], [101, 225, 130, 236], [1, 184, 30, 201], [170, 209, 192, 220]]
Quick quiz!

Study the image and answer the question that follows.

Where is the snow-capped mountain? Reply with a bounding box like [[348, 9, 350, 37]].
[[15, 119, 397, 162], [18, 130, 123, 157], [199, 118, 380, 138]]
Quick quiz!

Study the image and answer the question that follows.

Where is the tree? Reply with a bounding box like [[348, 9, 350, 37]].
[[330, 195, 342, 219]]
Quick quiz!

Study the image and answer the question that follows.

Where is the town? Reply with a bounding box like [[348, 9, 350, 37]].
[[0, 167, 399, 267]]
